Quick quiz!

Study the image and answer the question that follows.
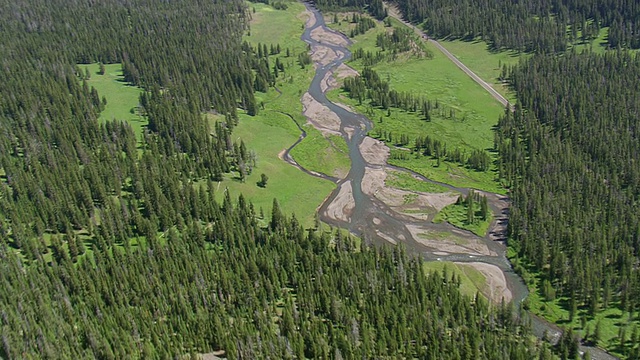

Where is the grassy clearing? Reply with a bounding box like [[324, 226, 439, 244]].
[[326, 14, 507, 194], [436, 39, 525, 103], [83, 63, 146, 140], [246, 1, 350, 178], [289, 127, 351, 178], [423, 261, 486, 298], [247, 2, 306, 46], [433, 200, 492, 236], [204, 1, 346, 226], [385, 170, 450, 193], [570, 26, 610, 54], [209, 112, 333, 227]]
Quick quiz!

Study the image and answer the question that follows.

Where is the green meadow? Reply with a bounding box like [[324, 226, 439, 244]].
[[326, 16, 507, 194], [436, 39, 524, 103], [83, 63, 146, 140], [384, 170, 450, 193], [209, 0, 350, 227], [209, 112, 334, 227]]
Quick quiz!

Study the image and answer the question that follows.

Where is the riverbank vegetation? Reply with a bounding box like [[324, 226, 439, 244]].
[[213, 1, 340, 226], [434, 190, 492, 237], [249, 1, 351, 181], [384, 170, 450, 193], [325, 14, 507, 194]]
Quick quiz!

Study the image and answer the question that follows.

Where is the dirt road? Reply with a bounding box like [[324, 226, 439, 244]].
[[385, 3, 512, 110]]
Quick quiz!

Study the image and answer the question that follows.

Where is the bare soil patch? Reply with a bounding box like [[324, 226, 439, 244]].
[[301, 92, 342, 136], [311, 44, 338, 66], [324, 181, 355, 223], [376, 230, 398, 245], [321, 63, 358, 92], [459, 262, 513, 303], [299, 7, 315, 28], [310, 26, 349, 47], [334, 63, 359, 80], [479, 191, 510, 243], [406, 224, 496, 256], [361, 167, 458, 221], [359, 136, 389, 166], [320, 71, 334, 93]]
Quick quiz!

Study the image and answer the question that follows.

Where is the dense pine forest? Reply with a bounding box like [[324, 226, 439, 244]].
[[0, 0, 554, 358], [497, 51, 640, 357], [391, 0, 640, 52]]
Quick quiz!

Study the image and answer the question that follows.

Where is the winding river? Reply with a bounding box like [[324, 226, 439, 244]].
[[288, 2, 617, 359]]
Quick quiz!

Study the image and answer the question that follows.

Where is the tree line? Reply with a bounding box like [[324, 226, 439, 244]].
[[344, 66, 492, 172], [0, 0, 560, 357], [389, 0, 640, 52], [496, 50, 640, 357]]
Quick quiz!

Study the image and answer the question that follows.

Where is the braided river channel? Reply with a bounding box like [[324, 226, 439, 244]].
[[284, 2, 617, 359]]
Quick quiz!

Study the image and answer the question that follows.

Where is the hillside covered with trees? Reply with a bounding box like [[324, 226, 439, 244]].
[[0, 0, 554, 358], [497, 51, 640, 357], [391, 0, 640, 52]]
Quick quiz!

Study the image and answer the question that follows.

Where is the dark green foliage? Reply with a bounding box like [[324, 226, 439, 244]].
[[349, 13, 377, 37], [391, 0, 640, 51], [313, 0, 387, 20], [497, 51, 640, 354], [0, 197, 546, 358], [258, 173, 269, 188]]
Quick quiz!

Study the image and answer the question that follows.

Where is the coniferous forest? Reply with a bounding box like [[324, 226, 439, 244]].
[[320, 0, 640, 356], [497, 51, 640, 354], [390, 0, 640, 52], [0, 0, 555, 358]]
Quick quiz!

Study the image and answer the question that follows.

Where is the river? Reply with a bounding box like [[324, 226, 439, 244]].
[[291, 2, 617, 359]]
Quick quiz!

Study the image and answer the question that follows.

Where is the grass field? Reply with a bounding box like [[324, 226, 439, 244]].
[[423, 261, 487, 298], [433, 200, 492, 237], [83, 63, 146, 140], [209, 112, 334, 227], [326, 15, 507, 194], [436, 39, 525, 104], [205, 0, 348, 226]]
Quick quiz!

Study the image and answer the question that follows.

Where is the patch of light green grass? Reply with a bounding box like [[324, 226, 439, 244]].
[[423, 261, 486, 298], [83, 63, 146, 140], [246, 1, 308, 50], [433, 199, 492, 236], [417, 229, 468, 245], [436, 39, 526, 103], [570, 26, 610, 54], [210, 111, 333, 227]]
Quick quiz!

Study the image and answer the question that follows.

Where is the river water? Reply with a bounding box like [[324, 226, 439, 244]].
[[293, 2, 617, 359]]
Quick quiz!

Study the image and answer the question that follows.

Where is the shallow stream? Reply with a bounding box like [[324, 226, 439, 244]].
[[289, 3, 616, 358]]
